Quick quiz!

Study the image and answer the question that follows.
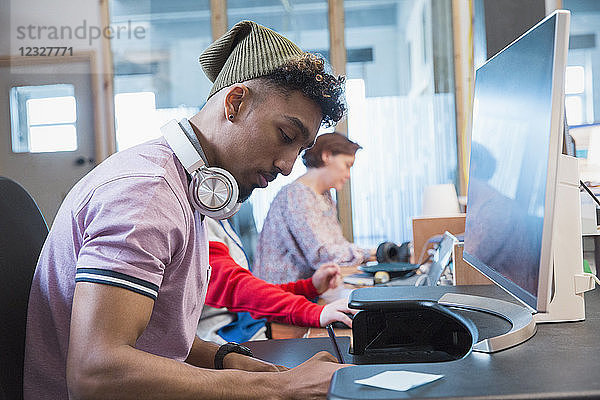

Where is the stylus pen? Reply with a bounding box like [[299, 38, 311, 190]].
[[326, 324, 345, 364]]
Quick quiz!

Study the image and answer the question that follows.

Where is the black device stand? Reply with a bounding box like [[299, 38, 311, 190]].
[[350, 300, 477, 364], [349, 285, 536, 355]]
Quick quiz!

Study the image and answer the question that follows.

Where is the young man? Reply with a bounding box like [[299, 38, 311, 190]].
[[24, 21, 347, 399], [199, 216, 353, 344]]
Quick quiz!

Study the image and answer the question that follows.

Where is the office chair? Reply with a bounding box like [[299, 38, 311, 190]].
[[0, 177, 48, 400]]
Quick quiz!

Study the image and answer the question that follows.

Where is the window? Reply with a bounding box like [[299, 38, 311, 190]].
[[109, 0, 459, 244], [565, 0, 599, 126], [109, 0, 211, 150], [566, 95, 584, 126], [10, 84, 77, 153], [565, 65, 585, 126], [114, 92, 158, 151], [566, 65, 585, 95], [115, 91, 200, 151], [345, 0, 458, 247], [226, 0, 332, 231]]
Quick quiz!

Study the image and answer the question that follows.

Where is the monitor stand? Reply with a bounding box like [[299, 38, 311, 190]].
[[534, 154, 596, 323], [450, 155, 597, 344], [437, 293, 536, 352]]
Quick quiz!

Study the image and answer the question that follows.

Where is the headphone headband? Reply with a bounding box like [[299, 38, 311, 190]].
[[178, 119, 210, 164], [162, 120, 206, 173]]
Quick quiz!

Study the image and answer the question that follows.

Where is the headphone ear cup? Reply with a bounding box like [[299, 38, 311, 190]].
[[219, 201, 241, 220], [396, 241, 412, 263], [161, 119, 241, 219], [376, 241, 411, 264], [188, 166, 240, 219], [376, 242, 393, 263]]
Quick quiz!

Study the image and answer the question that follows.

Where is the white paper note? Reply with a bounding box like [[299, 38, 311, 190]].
[[354, 370, 444, 392]]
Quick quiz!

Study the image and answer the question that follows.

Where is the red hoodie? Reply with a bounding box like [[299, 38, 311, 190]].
[[205, 241, 324, 327]]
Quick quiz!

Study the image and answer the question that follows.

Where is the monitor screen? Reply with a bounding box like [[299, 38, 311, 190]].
[[464, 11, 569, 311]]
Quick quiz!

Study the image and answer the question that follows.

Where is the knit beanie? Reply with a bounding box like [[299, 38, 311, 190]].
[[199, 20, 304, 99]]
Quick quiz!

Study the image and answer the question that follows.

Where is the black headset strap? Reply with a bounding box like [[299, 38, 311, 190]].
[[178, 119, 209, 166]]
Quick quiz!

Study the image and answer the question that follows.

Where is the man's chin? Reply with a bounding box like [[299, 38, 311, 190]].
[[238, 186, 253, 203], [238, 181, 270, 202]]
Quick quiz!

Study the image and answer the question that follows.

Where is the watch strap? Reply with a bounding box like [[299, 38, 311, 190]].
[[214, 342, 254, 369]]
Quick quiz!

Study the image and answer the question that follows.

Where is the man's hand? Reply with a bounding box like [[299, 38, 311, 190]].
[[319, 298, 355, 328], [312, 263, 341, 294], [281, 351, 350, 400], [223, 352, 289, 372]]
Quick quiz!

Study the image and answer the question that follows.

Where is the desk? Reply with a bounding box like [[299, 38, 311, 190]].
[[247, 285, 600, 400]]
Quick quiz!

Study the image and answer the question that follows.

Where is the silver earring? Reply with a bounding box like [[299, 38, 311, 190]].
[[228, 114, 234, 120]]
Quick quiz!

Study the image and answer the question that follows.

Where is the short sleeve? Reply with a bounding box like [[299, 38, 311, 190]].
[[75, 176, 188, 300]]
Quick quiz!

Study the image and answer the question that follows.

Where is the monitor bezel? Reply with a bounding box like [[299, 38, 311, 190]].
[[463, 10, 570, 313]]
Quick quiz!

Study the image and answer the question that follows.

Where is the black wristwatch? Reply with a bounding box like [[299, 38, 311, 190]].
[[214, 342, 254, 369]]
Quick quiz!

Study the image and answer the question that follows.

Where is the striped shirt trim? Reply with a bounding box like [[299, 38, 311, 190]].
[[75, 268, 159, 300]]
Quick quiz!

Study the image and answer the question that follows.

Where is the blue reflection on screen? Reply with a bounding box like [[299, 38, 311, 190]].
[[464, 15, 557, 309]]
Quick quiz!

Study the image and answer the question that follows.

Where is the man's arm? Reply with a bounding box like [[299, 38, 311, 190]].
[[184, 335, 225, 368], [185, 335, 287, 372], [67, 282, 343, 399]]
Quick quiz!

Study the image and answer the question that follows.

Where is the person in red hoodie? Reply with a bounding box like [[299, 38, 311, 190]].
[[200, 216, 353, 343]]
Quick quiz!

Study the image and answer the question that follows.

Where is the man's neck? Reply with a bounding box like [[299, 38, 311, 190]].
[[188, 111, 219, 167]]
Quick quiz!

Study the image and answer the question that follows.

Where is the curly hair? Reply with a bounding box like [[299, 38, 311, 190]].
[[258, 53, 346, 128]]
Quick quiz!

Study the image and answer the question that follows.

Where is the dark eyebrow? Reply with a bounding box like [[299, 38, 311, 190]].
[[284, 115, 313, 148]]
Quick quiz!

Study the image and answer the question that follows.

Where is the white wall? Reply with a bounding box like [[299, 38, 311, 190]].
[[1, 0, 114, 160], [5, 0, 105, 56]]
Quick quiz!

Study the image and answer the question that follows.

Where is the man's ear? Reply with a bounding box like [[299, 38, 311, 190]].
[[223, 84, 249, 122]]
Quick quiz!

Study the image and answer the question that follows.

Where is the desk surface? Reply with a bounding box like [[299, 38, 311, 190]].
[[247, 285, 600, 400], [330, 285, 600, 400]]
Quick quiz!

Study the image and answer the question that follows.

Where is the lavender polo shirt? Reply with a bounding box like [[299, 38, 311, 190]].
[[24, 137, 210, 399]]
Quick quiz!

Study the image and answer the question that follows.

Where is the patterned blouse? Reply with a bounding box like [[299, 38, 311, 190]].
[[253, 180, 369, 284]]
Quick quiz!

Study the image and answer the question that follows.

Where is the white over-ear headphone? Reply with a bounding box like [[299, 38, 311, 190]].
[[161, 119, 241, 219]]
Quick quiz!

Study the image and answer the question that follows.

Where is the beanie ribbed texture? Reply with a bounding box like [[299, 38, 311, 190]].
[[199, 20, 303, 99]]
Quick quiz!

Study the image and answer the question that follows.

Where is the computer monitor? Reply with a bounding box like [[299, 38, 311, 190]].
[[463, 10, 595, 323]]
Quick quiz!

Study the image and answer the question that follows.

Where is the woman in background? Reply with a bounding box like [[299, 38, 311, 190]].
[[254, 132, 376, 284]]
